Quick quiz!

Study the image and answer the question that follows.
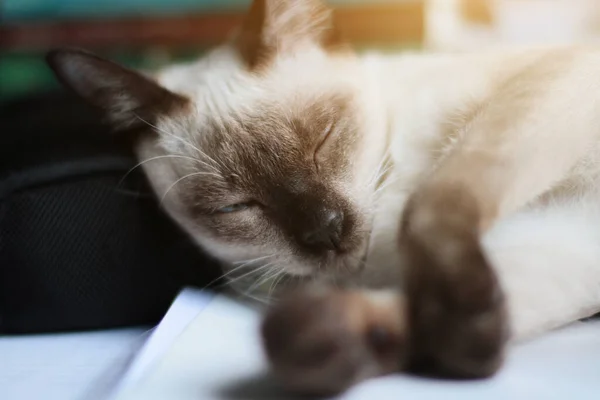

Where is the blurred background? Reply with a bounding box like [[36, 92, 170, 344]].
[[3, 0, 600, 102], [2, 0, 424, 102]]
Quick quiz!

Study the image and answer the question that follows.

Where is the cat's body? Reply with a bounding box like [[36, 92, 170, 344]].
[[47, 0, 600, 395], [362, 47, 600, 339]]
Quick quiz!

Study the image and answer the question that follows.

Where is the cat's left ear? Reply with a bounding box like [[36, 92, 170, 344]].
[[46, 48, 189, 131], [236, 0, 347, 68]]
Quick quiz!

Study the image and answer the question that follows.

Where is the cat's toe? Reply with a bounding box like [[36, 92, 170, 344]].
[[410, 297, 509, 378], [261, 286, 407, 395]]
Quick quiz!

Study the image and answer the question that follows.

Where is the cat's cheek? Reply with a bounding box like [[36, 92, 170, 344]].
[[200, 210, 272, 243], [191, 211, 297, 265]]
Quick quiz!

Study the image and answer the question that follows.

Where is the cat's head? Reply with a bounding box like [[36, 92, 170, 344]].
[[46, 0, 388, 289]]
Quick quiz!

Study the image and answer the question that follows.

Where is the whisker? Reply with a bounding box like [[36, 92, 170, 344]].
[[134, 113, 225, 171], [236, 291, 271, 305], [370, 159, 387, 182], [224, 261, 278, 287], [199, 254, 276, 290], [268, 270, 288, 298], [242, 268, 274, 293], [374, 165, 393, 187], [118, 154, 217, 188], [366, 152, 392, 189], [135, 114, 202, 154], [370, 162, 393, 189], [233, 254, 276, 265], [160, 171, 222, 205], [373, 175, 401, 197], [257, 266, 286, 291], [243, 265, 283, 295]]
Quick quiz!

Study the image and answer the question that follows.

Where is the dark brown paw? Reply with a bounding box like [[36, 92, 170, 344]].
[[401, 187, 510, 379], [261, 286, 407, 395], [406, 259, 509, 379]]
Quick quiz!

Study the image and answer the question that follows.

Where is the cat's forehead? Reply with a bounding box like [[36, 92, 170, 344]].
[[194, 90, 351, 171], [157, 47, 355, 139], [156, 45, 358, 117]]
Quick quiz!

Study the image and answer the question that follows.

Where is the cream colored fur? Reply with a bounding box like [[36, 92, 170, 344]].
[[139, 44, 600, 341], [366, 47, 600, 340]]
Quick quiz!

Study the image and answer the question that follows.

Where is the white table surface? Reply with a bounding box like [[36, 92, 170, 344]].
[[3, 288, 600, 400], [116, 289, 600, 400]]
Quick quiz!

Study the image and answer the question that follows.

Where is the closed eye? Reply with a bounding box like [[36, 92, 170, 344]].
[[216, 201, 257, 214]]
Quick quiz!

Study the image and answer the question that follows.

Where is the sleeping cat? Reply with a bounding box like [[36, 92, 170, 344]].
[[46, 0, 600, 395]]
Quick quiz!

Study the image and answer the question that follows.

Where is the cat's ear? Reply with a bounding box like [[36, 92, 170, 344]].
[[46, 48, 188, 131], [236, 0, 346, 68]]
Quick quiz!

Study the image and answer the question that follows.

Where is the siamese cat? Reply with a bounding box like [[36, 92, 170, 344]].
[[47, 0, 600, 395]]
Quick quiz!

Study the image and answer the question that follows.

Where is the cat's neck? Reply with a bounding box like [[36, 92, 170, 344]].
[[359, 48, 544, 184], [363, 48, 560, 139]]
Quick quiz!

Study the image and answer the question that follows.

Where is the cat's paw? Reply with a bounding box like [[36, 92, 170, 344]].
[[406, 254, 509, 378], [401, 190, 510, 378], [261, 286, 407, 395]]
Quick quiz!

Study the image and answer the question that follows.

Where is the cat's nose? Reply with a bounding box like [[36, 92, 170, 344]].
[[301, 209, 344, 252]]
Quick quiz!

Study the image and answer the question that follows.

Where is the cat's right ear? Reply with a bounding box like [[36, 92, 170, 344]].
[[236, 0, 347, 69], [46, 48, 189, 131]]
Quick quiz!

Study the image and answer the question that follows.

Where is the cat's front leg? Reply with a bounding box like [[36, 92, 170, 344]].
[[399, 184, 509, 377], [397, 55, 600, 376]]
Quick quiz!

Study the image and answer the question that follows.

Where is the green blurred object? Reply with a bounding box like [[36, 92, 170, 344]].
[[3, 0, 249, 22], [0, 55, 56, 100], [0, 47, 205, 101], [3, 0, 394, 22]]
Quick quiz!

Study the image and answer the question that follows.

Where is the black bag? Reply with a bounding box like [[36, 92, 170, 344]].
[[0, 90, 221, 334]]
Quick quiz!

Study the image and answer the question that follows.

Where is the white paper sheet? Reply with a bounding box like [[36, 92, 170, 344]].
[[112, 288, 215, 395], [113, 288, 600, 400], [0, 328, 149, 400]]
